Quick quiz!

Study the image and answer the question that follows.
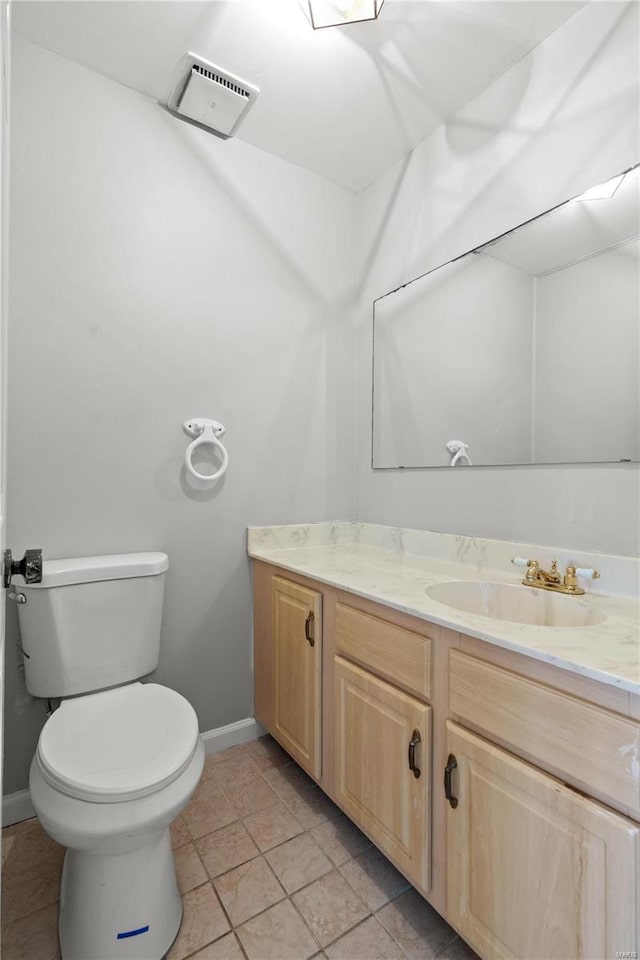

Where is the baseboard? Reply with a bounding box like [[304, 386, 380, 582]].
[[200, 717, 266, 756], [2, 788, 35, 828], [2, 717, 266, 827]]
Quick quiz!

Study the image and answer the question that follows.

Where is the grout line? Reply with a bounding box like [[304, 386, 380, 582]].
[[189, 837, 211, 896], [371, 900, 422, 960], [236, 932, 251, 960], [181, 927, 249, 960], [288, 876, 364, 954], [207, 878, 241, 945], [434, 934, 463, 959]]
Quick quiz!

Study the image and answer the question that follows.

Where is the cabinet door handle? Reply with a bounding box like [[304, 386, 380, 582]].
[[408, 729, 421, 778], [304, 611, 315, 647], [444, 753, 458, 808]]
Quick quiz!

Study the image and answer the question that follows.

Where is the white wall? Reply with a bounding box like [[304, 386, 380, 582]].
[[534, 242, 640, 462], [4, 37, 356, 793], [356, 1, 640, 555]]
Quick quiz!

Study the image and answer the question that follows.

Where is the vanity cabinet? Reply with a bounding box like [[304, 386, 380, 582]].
[[252, 560, 640, 960], [446, 721, 640, 960]]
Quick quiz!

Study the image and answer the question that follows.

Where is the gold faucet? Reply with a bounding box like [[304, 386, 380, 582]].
[[522, 560, 600, 596]]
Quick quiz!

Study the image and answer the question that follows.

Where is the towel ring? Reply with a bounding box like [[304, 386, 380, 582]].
[[446, 440, 472, 467], [183, 419, 229, 481]]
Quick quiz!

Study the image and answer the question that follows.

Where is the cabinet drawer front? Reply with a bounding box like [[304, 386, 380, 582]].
[[334, 656, 431, 892], [336, 603, 432, 699], [449, 650, 640, 817]]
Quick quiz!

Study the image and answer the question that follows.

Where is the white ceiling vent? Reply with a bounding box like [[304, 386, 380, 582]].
[[165, 53, 259, 139]]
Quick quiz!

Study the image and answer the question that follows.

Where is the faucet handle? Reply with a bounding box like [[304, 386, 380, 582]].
[[563, 565, 600, 594], [524, 559, 539, 582], [563, 565, 580, 591]]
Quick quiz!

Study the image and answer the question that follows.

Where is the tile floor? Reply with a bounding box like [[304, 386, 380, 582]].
[[1, 736, 480, 960]]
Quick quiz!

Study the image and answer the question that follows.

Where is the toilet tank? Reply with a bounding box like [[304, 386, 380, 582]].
[[15, 553, 169, 698]]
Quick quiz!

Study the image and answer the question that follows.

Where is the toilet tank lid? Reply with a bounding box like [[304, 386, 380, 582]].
[[19, 552, 169, 588]]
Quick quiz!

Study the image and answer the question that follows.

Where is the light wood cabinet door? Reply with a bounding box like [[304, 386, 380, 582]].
[[272, 576, 322, 779], [334, 656, 431, 891], [446, 721, 640, 960]]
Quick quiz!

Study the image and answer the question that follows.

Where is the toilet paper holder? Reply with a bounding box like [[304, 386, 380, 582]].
[[183, 419, 229, 482]]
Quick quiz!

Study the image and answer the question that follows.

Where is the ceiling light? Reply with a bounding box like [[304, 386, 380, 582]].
[[574, 173, 626, 202], [300, 0, 385, 29]]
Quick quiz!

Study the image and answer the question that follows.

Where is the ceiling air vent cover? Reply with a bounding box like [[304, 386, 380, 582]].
[[166, 53, 260, 138]]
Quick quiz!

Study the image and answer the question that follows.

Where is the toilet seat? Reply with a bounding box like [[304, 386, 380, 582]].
[[36, 682, 200, 803]]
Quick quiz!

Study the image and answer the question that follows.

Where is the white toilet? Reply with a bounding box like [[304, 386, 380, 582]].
[[15, 552, 205, 960]]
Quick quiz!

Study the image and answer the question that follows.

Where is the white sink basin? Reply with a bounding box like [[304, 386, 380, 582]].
[[425, 580, 606, 628]]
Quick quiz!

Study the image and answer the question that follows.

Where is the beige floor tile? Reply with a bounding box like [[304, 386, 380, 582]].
[[311, 814, 372, 867], [190, 772, 223, 805], [282, 785, 341, 830], [188, 931, 245, 960], [376, 889, 459, 960], [205, 743, 255, 767], [264, 762, 316, 802], [1, 818, 65, 884], [171, 814, 191, 849], [201, 754, 226, 781], [340, 847, 409, 912], [1, 902, 60, 960], [436, 936, 481, 960], [244, 736, 291, 771], [214, 856, 285, 926], [1, 829, 15, 870], [292, 870, 369, 948], [1, 868, 62, 926], [251, 753, 289, 773], [167, 883, 230, 960], [326, 916, 405, 959], [236, 898, 319, 960], [223, 775, 280, 817], [211, 756, 262, 792], [2, 817, 35, 841], [265, 832, 333, 894], [243, 800, 304, 852], [196, 821, 260, 879], [174, 842, 208, 894], [183, 782, 239, 840]]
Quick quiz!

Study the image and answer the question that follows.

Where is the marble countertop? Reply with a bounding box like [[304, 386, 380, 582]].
[[248, 523, 640, 696]]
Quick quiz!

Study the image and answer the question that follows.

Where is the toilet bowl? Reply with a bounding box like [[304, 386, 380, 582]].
[[15, 552, 205, 960], [29, 682, 205, 960]]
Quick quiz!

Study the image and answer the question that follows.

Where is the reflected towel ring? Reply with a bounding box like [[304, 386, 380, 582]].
[[183, 419, 229, 481]]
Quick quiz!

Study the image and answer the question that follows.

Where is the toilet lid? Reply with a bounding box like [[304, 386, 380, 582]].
[[36, 683, 200, 803]]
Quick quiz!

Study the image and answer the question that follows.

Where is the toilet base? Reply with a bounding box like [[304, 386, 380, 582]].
[[59, 827, 182, 960]]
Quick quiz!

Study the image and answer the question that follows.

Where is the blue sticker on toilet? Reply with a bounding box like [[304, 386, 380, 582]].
[[117, 925, 150, 940]]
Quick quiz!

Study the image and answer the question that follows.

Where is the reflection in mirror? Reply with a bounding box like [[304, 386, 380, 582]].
[[373, 166, 640, 468]]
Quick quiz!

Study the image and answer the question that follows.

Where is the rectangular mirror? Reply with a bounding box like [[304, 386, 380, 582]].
[[372, 165, 639, 468]]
